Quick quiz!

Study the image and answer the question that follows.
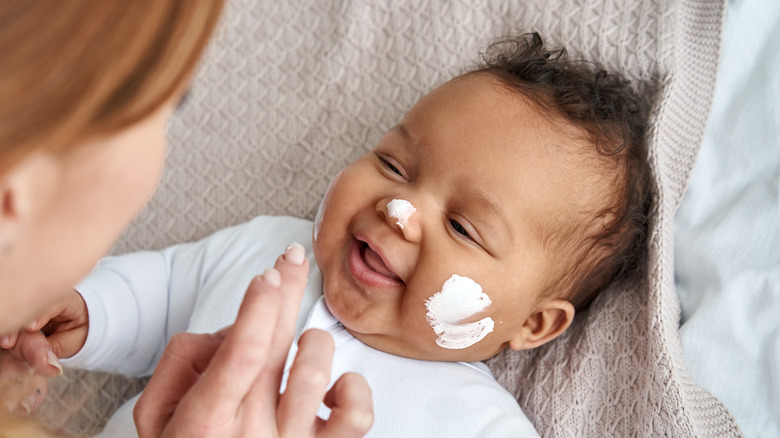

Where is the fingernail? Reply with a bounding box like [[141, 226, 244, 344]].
[[284, 242, 306, 265], [0, 335, 9, 348], [46, 351, 63, 376], [25, 320, 37, 330], [20, 395, 34, 414], [263, 268, 281, 287]]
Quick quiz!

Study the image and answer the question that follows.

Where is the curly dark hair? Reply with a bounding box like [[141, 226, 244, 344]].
[[474, 32, 652, 310]]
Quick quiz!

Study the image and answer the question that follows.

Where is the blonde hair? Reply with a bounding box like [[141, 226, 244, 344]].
[[0, 0, 226, 174]]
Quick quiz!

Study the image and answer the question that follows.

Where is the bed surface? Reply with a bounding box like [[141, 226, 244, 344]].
[[675, 0, 780, 435], [33, 1, 745, 436]]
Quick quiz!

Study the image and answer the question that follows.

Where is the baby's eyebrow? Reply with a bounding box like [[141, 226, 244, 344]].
[[393, 123, 512, 238], [470, 188, 512, 238], [391, 123, 512, 236], [392, 123, 421, 153], [395, 123, 411, 141]]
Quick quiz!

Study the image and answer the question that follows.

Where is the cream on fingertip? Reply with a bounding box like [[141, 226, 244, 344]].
[[285, 242, 306, 265]]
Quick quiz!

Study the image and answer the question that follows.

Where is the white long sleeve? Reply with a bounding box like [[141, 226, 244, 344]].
[[62, 216, 314, 377], [70, 215, 538, 437]]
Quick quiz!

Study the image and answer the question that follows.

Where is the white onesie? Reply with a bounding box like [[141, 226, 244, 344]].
[[63, 215, 539, 437]]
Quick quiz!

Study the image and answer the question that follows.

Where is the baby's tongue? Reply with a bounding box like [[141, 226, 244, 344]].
[[362, 245, 398, 279]]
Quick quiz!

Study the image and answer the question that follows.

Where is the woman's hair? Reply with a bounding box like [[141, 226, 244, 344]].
[[475, 32, 652, 310], [0, 0, 225, 430], [0, 0, 227, 174]]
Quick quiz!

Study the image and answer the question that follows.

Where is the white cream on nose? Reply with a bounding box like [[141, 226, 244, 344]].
[[425, 275, 495, 349], [386, 199, 416, 230]]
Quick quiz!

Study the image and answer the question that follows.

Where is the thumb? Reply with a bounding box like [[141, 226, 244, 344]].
[[14, 331, 62, 378], [45, 322, 88, 360], [134, 331, 224, 438]]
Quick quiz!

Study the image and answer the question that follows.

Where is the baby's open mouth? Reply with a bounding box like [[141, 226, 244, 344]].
[[347, 238, 404, 288], [360, 241, 401, 281]]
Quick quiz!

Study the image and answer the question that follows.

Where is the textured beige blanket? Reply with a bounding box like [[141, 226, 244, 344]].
[[38, 0, 741, 436]]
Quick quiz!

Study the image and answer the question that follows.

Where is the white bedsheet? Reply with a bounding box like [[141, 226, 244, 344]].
[[674, 0, 780, 436]]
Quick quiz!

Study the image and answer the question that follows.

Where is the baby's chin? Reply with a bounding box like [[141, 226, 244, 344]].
[[325, 305, 494, 362], [356, 331, 498, 363]]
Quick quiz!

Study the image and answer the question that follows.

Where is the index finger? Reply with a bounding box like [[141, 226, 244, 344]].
[[184, 269, 284, 416]]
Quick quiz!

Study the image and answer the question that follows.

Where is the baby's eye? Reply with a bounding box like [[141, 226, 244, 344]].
[[378, 155, 403, 176], [449, 219, 472, 240]]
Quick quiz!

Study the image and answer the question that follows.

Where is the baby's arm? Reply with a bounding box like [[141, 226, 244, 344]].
[[1, 244, 197, 414], [62, 249, 190, 376], [60, 216, 305, 376], [63, 218, 270, 377], [2, 241, 213, 382], [1, 216, 310, 416]]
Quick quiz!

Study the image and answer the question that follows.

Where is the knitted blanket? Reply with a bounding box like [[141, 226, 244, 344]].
[[37, 0, 741, 436]]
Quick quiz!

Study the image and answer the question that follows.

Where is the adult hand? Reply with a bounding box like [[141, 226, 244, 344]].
[[0, 350, 48, 414], [0, 291, 88, 378], [0, 291, 87, 414], [134, 243, 374, 437]]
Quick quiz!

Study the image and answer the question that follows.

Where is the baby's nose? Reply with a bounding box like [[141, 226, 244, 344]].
[[386, 199, 416, 230]]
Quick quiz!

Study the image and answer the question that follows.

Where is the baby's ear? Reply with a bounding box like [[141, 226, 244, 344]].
[[508, 299, 575, 351]]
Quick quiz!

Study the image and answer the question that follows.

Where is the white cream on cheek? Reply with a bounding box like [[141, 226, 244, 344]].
[[314, 171, 342, 240], [425, 275, 495, 349], [386, 199, 416, 229]]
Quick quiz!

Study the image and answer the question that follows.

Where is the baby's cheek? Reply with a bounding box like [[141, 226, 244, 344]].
[[314, 170, 343, 240], [424, 275, 495, 350]]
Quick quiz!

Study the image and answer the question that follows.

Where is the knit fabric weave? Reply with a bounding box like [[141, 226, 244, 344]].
[[37, 1, 741, 436]]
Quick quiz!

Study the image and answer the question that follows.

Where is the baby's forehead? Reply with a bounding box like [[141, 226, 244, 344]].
[[394, 72, 622, 216], [484, 140, 621, 240]]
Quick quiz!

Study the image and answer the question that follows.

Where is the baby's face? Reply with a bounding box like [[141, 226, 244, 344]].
[[313, 73, 587, 362]]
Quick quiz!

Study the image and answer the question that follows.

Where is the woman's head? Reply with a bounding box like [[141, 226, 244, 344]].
[[0, 0, 225, 172], [0, 0, 225, 333]]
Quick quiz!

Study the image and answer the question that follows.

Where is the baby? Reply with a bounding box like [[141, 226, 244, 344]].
[[15, 33, 651, 436]]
